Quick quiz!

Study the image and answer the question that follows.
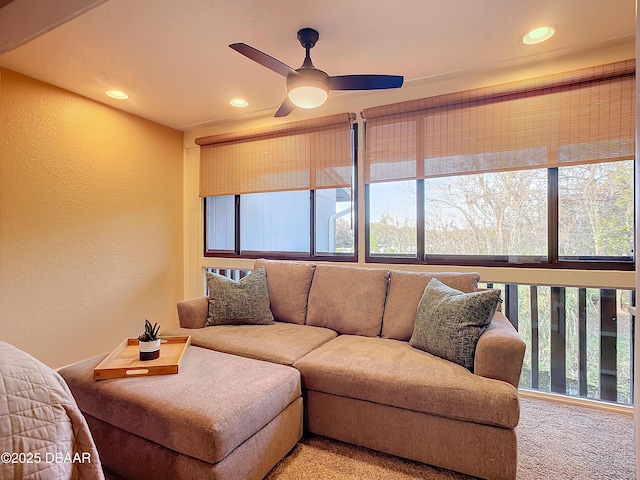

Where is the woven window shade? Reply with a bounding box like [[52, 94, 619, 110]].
[[362, 60, 635, 183], [197, 113, 356, 197]]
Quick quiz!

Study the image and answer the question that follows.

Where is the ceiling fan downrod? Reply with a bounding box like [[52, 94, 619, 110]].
[[297, 28, 318, 69]]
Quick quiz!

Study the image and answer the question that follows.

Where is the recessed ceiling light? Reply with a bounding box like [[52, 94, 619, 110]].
[[106, 90, 129, 100], [522, 26, 556, 45], [230, 98, 249, 108]]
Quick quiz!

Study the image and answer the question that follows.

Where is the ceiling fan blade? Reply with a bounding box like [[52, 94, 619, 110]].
[[274, 97, 295, 117], [229, 43, 297, 77], [328, 74, 404, 91]]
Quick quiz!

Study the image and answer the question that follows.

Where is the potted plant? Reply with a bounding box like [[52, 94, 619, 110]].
[[137, 319, 161, 360]]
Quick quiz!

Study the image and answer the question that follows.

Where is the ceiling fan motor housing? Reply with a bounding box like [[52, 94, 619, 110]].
[[297, 28, 319, 49]]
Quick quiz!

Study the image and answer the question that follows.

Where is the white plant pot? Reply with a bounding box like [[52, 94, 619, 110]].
[[139, 339, 161, 361]]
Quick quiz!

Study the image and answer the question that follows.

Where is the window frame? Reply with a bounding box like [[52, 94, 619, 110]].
[[203, 124, 359, 262], [365, 165, 635, 271]]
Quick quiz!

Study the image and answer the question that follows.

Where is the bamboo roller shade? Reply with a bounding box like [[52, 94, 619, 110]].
[[362, 59, 636, 183], [197, 113, 356, 197]]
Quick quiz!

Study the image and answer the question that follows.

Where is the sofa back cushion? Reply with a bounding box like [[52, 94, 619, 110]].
[[382, 270, 481, 341], [254, 259, 316, 325], [306, 265, 389, 336]]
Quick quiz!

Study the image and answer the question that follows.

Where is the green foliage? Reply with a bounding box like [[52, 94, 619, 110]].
[[558, 162, 634, 257], [137, 319, 160, 342], [369, 212, 417, 254]]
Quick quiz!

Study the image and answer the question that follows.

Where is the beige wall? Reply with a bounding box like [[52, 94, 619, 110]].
[[0, 69, 184, 368]]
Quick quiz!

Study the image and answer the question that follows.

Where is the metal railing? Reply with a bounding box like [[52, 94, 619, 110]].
[[482, 283, 635, 405], [207, 268, 635, 405], [207, 268, 251, 281]]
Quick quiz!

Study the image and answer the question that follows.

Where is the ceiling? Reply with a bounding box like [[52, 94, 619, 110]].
[[0, 0, 635, 131]]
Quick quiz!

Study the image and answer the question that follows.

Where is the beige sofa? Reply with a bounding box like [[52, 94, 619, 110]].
[[164, 259, 526, 479]]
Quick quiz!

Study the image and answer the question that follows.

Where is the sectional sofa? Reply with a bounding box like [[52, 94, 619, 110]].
[[162, 259, 526, 479]]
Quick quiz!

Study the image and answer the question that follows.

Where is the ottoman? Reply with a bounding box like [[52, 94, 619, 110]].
[[58, 346, 302, 480]]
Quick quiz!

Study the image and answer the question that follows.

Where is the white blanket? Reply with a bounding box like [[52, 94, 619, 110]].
[[0, 341, 104, 480]]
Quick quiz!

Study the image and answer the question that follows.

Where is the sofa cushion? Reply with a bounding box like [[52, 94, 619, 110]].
[[254, 259, 315, 325], [410, 279, 501, 370], [306, 265, 389, 337], [59, 347, 301, 465], [382, 270, 480, 341], [293, 335, 519, 429], [206, 267, 274, 326], [162, 322, 337, 366]]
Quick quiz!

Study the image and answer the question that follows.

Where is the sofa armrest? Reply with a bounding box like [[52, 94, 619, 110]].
[[177, 297, 209, 329], [474, 311, 526, 388]]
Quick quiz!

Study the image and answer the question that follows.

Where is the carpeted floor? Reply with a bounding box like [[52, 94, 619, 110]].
[[264, 397, 635, 480], [104, 396, 635, 479]]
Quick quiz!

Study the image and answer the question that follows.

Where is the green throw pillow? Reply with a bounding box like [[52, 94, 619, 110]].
[[205, 267, 274, 326], [409, 278, 501, 370]]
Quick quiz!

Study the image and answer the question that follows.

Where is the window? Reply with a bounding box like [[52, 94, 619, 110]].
[[205, 195, 235, 251], [424, 170, 548, 258], [315, 188, 354, 255], [362, 60, 635, 269], [241, 191, 310, 253], [368, 181, 416, 256], [204, 188, 355, 258], [199, 114, 357, 260], [558, 160, 634, 260]]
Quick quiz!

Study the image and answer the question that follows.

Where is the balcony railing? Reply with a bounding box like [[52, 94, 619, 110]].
[[207, 268, 634, 405], [482, 282, 635, 405]]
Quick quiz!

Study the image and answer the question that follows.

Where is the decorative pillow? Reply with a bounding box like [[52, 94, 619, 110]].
[[205, 267, 274, 326], [382, 270, 481, 341], [409, 278, 501, 370]]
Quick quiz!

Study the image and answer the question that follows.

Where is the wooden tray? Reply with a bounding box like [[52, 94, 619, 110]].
[[94, 336, 191, 380]]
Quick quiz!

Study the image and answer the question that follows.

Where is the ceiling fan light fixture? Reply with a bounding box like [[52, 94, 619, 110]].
[[288, 84, 328, 109], [287, 72, 329, 109]]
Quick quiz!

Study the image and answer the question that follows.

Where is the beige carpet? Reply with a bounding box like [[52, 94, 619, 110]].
[[104, 397, 635, 479], [265, 397, 635, 480]]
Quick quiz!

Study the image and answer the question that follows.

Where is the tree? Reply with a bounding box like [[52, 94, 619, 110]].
[[367, 160, 633, 261], [369, 211, 416, 254], [558, 161, 633, 257], [424, 170, 547, 255], [334, 216, 354, 252]]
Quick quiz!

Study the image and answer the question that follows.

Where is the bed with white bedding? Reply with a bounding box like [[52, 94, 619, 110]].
[[0, 341, 104, 480]]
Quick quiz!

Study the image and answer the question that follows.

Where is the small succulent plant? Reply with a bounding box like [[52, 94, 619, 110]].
[[137, 319, 160, 342]]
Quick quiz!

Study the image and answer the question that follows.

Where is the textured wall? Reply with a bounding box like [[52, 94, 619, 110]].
[[0, 69, 184, 368]]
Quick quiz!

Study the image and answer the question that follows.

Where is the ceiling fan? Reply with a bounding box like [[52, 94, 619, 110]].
[[230, 28, 404, 117]]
